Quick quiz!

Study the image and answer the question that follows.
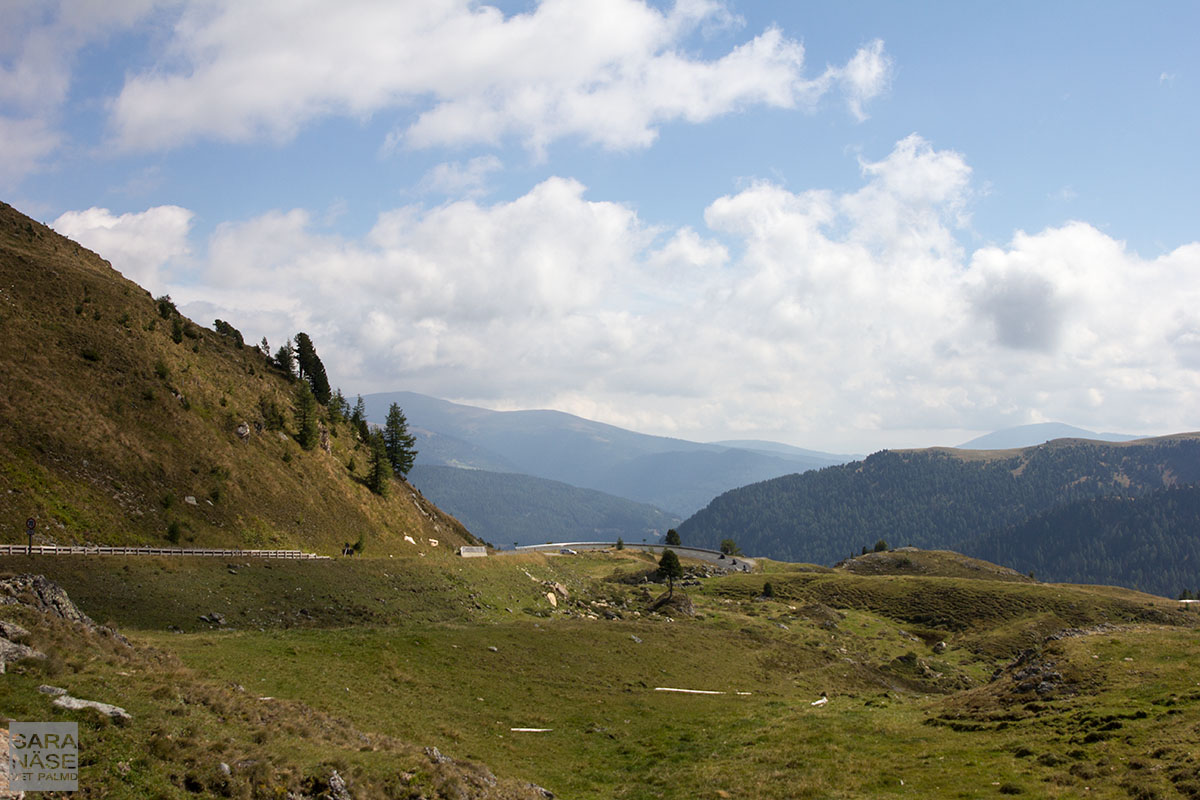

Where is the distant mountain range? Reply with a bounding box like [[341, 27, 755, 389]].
[[407, 464, 679, 548], [362, 391, 852, 518], [957, 422, 1142, 450]]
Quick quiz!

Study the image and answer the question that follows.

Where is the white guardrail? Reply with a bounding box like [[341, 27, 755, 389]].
[[0, 545, 329, 559]]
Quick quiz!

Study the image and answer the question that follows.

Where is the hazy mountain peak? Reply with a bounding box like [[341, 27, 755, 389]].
[[956, 422, 1142, 450]]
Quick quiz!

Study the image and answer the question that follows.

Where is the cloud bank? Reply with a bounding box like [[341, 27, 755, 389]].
[[53, 136, 1200, 450]]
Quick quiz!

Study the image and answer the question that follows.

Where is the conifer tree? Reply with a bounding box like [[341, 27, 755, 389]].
[[367, 429, 390, 496], [328, 388, 349, 424], [274, 338, 296, 377], [384, 403, 418, 477], [294, 332, 331, 404], [295, 382, 319, 450], [350, 395, 368, 440], [657, 548, 683, 597]]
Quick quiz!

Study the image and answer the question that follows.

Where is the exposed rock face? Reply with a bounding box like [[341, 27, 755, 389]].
[[0, 574, 97, 627], [0, 636, 45, 673], [0, 619, 30, 640], [0, 574, 129, 648]]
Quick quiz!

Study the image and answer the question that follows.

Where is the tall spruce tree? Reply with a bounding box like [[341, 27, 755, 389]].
[[367, 429, 390, 496], [384, 403, 418, 477], [295, 382, 319, 450], [294, 332, 331, 404]]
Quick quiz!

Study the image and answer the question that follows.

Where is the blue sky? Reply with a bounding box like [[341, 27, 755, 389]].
[[3, 0, 1199, 452]]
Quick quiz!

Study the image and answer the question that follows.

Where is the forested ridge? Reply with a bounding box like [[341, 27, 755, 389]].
[[969, 485, 1200, 597], [678, 437, 1200, 582]]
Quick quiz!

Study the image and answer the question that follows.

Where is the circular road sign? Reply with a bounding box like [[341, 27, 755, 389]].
[[25, 517, 36, 531]]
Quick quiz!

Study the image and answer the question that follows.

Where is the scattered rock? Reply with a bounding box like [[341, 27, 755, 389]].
[[53, 694, 132, 722], [37, 685, 67, 696], [325, 769, 352, 800], [933, 641, 947, 654], [199, 612, 226, 625], [487, 646, 498, 653], [235, 422, 251, 441], [184, 495, 198, 506], [425, 746, 452, 764], [630, 635, 642, 644]]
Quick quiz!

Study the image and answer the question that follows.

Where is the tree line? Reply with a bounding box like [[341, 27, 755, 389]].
[[208, 317, 418, 498], [677, 439, 1200, 593]]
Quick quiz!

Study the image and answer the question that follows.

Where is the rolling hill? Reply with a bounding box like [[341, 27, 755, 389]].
[[678, 435, 1200, 590], [0, 200, 475, 555]]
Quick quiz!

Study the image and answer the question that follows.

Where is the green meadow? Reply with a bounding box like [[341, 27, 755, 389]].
[[5, 549, 1200, 799]]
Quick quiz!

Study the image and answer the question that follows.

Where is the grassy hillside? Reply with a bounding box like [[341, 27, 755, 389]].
[[6, 550, 1200, 799], [678, 436, 1200, 584], [409, 464, 679, 547], [0, 201, 477, 555]]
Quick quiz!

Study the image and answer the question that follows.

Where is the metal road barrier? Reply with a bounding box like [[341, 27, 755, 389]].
[[0, 545, 329, 559]]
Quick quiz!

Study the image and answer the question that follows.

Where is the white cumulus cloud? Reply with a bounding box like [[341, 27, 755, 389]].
[[51, 205, 194, 291], [109, 0, 892, 154]]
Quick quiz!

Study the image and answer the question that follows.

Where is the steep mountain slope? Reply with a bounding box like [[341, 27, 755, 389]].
[[408, 464, 679, 547], [969, 485, 1200, 597], [0, 201, 476, 554], [679, 436, 1200, 575], [957, 422, 1141, 449], [363, 390, 849, 515]]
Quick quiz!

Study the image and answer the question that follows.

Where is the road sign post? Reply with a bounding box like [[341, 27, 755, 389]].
[[25, 517, 35, 554]]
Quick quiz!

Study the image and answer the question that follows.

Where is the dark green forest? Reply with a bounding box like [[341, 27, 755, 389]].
[[969, 485, 1200, 597], [408, 464, 679, 548], [678, 437, 1200, 592]]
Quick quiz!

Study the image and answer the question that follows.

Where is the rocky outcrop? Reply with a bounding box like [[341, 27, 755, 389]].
[[0, 574, 97, 627], [0, 575, 129, 652], [0, 636, 45, 674]]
